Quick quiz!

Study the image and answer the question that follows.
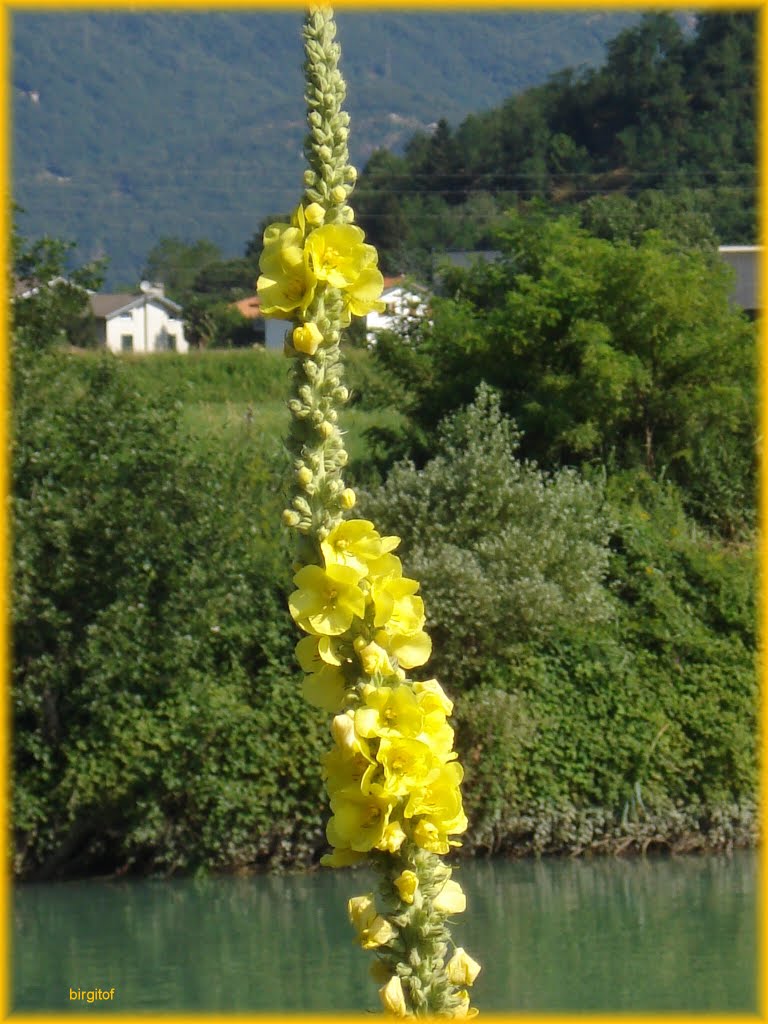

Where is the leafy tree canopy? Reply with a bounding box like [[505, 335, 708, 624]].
[[370, 208, 756, 534]]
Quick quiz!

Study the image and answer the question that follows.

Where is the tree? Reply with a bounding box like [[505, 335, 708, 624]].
[[11, 219, 104, 355], [141, 237, 221, 302], [372, 210, 756, 532]]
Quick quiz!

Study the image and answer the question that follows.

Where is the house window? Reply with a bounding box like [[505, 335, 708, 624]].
[[167, 334, 176, 351], [121, 334, 133, 352]]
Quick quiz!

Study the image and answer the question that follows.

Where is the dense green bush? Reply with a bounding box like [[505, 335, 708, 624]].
[[12, 348, 331, 877], [454, 472, 757, 852]]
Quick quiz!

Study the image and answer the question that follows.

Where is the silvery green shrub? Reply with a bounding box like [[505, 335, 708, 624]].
[[360, 384, 614, 689]]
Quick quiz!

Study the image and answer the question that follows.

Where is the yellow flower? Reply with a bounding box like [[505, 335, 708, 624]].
[[321, 519, 399, 576], [341, 264, 386, 325], [331, 710, 363, 753], [304, 223, 378, 289], [355, 684, 423, 740], [412, 819, 451, 855], [417, 712, 458, 762], [348, 894, 397, 949], [355, 638, 395, 677], [328, 786, 396, 851], [289, 563, 366, 635], [375, 628, 432, 670], [393, 869, 419, 905], [413, 678, 453, 716], [371, 576, 425, 635], [322, 742, 375, 797], [432, 878, 466, 916], [405, 762, 464, 822], [379, 975, 409, 1017], [367, 551, 403, 580], [446, 948, 481, 987], [377, 819, 407, 853], [292, 322, 323, 355], [301, 664, 346, 713], [377, 736, 439, 797], [295, 634, 343, 673], [257, 221, 314, 316]]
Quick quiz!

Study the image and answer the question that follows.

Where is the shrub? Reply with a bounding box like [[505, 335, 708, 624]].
[[359, 384, 615, 689], [12, 348, 327, 877]]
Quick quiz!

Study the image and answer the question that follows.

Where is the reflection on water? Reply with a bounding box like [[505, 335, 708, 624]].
[[13, 851, 756, 1013]]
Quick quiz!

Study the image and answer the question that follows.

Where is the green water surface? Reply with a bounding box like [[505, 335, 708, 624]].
[[13, 851, 757, 1014]]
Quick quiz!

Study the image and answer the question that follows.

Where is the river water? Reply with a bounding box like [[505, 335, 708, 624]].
[[13, 850, 756, 1014]]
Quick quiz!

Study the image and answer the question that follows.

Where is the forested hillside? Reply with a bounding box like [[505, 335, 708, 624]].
[[355, 12, 756, 274], [12, 9, 640, 287]]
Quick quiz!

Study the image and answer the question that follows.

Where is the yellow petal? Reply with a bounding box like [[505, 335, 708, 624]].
[[433, 878, 466, 916], [446, 948, 482, 987], [379, 976, 408, 1017]]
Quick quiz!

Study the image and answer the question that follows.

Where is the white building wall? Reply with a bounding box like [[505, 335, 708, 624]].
[[104, 299, 189, 354], [366, 287, 429, 342], [718, 246, 760, 312]]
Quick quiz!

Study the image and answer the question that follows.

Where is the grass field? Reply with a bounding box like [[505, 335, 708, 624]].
[[118, 347, 407, 468]]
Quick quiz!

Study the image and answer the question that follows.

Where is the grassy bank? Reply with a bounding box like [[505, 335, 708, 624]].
[[118, 347, 408, 468]]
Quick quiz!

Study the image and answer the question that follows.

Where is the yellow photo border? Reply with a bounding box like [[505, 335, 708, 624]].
[[1, 1, 762, 1022]]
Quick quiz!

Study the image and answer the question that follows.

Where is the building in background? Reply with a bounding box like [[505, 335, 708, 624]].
[[90, 282, 188, 353]]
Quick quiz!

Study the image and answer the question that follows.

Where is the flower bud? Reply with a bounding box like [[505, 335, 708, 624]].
[[433, 879, 466, 916], [296, 466, 313, 488], [294, 323, 323, 356], [334, 386, 349, 403], [308, 111, 322, 127], [304, 202, 326, 225], [319, 421, 335, 439], [340, 488, 356, 509], [303, 169, 317, 186], [331, 185, 347, 203], [345, 165, 358, 183], [282, 509, 301, 528], [319, 144, 332, 161], [394, 870, 419, 905]]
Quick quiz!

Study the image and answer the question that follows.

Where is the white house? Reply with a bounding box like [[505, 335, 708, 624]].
[[366, 276, 430, 343], [90, 283, 188, 353]]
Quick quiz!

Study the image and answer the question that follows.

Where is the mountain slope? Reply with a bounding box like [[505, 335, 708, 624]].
[[12, 10, 640, 286]]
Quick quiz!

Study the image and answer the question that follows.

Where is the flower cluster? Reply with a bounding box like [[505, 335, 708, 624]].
[[290, 520, 429, 699], [289, 520, 467, 857], [257, 203, 385, 355], [262, 6, 480, 1017]]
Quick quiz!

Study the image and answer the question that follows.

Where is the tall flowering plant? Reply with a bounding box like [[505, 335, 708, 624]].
[[258, 7, 480, 1017]]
